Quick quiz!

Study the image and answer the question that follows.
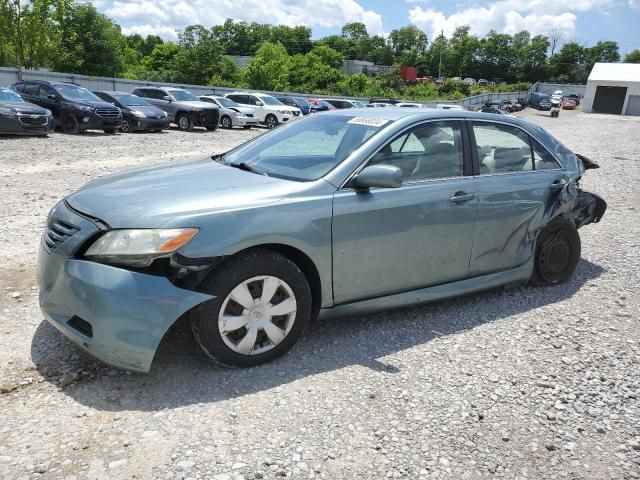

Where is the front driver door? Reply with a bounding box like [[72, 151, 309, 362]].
[[332, 120, 477, 304]]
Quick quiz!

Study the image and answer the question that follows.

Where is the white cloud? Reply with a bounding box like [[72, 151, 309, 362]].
[[409, 0, 612, 39], [100, 0, 384, 38], [629, 0, 640, 10]]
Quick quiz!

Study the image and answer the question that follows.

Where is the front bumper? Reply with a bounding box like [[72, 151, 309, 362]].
[[76, 112, 122, 130], [37, 202, 213, 372], [133, 117, 170, 131], [233, 115, 259, 127], [0, 114, 54, 135]]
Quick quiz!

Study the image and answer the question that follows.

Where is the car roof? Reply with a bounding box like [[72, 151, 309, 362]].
[[95, 91, 130, 96]]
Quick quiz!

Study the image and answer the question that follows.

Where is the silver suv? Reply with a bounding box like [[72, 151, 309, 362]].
[[132, 87, 219, 131]]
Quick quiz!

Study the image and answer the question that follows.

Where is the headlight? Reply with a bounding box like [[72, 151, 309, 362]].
[[131, 110, 146, 118], [85, 228, 199, 267], [190, 107, 202, 112], [78, 105, 95, 113], [161, 111, 168, 118], [0, 107, 16, 117], [45, 109, 52, 116]]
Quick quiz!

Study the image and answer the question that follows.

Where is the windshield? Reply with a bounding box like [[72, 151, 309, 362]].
[[223, 114, 387, 181], [0, 89, 23, 102], [56, 84, 101, 101], [292, 97, 311, 107], [353, 101, 366, 108], [260, 96, 283, 106], [113, 94, 150, 106], [169, 90, 199, 101], [217, 97, 239, 108]]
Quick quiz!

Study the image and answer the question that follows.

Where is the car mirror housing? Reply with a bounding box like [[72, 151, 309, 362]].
[[353, 165, 403, 190], [47, 94, 58, 101], [162, 95, 172, 102], [255, 101, 263, 106]]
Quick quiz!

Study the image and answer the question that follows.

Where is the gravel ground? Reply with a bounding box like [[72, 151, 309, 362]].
[[0, 111, 639, 480]]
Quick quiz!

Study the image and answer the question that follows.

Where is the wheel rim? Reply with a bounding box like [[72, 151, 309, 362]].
[[266, 116, 276, 128], [121, 119, 130, 132], [538, 231, 572, 283], [222, 116, 231, 128], [179, 116, 189, 129], [218, 275, 297, 355], [63, 115, 77, 132]]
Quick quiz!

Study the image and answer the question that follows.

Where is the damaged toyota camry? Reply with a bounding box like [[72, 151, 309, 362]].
[[38, 109, 606, 372]]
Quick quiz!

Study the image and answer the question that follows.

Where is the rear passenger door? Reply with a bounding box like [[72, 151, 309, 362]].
[[469, 120, 567, 276]]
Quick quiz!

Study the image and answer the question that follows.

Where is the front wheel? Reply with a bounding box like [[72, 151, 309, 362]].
[[120, 119, 132, 133], [191, 250, 312, 367], [531, 218, 581, 286], [177, 113, 193, 131], [62, 113, 79, 134], [265, 114, 278, 129], [220, 115, 233, 129]]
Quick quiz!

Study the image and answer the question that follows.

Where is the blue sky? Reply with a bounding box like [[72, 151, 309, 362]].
[[93, 0, 639, 55]]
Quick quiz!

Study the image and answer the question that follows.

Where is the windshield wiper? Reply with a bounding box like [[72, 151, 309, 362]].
[[228, 162, 269, 176]]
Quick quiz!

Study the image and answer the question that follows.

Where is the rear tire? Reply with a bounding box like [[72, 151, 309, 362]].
[[177, 113, 194, 131], [191, 249, 312, 368], [62, 113, 79, 134], [531, 218, 581, 286]]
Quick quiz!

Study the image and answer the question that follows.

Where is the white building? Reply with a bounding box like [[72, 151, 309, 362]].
[[582, 62, 640, 116]]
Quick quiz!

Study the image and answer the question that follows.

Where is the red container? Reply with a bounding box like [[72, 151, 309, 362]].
[[399, 66, 418, 82]]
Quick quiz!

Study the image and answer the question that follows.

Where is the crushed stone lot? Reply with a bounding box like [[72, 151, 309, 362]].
[[1, 111, 639, 480]]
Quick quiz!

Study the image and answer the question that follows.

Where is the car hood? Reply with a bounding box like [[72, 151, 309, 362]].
[[0, 101, 50, 114], [66, 158, 300, 228], [74, 100, 121, 110], [172, 100, 218, 110], [125, 105, 166, 117]]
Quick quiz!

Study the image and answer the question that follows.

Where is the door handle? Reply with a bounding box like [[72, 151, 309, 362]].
[[449, 192, 475, 203], [549, 178, 568, 190]]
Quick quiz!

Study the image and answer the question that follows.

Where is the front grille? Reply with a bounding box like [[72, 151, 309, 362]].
[[18, 115, 48, 126], [205, 109, 218, 125], [43, 218, 79, 252], [67, 316, 93, 338], [96, 108, 120, 118]]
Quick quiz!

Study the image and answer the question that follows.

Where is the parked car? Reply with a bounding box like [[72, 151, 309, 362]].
[[225, 92, 301, 129], [38, 109, 606, 372], [0, 87, 54, 136], [452, 77, 462, 82], [436, 104, 464, 111], [567, 94, 581, 106], [478, 79, 489, 86], [367, 102, 390, 108], [480, 106, 510, 115], [562, 99, 577, 110], [198, 95, 259, 129], [323, 98, 367, 109], [131, 87, 219, 131], [528, 92, 552, 110], [93, 91, 169, 133], [395, 102, 423, 108], [12, 80, 121, 134], [463, 78, 476, 85], [307, 98, 336, 112], [483, 100, 512, 113], [538, 98, 552, 111], [434, 77, 445, 85], [274, 95, 313, 115]]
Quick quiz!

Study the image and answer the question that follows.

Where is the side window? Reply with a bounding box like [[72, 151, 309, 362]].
[[531, 140, 560, 170], [472, 122, 533, 174], [134, 89, 149, 98], [24, 83, 40, 96], [13, 83, 25, 93], [371, 121, 464, 182], [39, 85, 56, 99], [249, 96, 261, 106]]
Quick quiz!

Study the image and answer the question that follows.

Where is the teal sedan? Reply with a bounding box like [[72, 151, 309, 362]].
[[38, 109, 606, 372]]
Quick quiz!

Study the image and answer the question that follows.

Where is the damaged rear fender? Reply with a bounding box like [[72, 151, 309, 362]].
[[543, 180, 607, 229]]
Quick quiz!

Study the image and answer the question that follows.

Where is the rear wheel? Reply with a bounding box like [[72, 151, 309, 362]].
[[220, 115, 233, 129], [531, 218, 581, 285], [177, 113, 193, 131], [265, 114, 278, 129], [191, 250, 312, 367], [62, 113, 79, 134]]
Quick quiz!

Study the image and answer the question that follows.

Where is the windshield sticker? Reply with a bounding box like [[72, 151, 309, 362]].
[[348, 117, 390, 127]]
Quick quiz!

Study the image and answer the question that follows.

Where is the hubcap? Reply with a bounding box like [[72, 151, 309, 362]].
[[121, 120, 130, 132], [538, 231, 571, 283], [267, 117, 276, 128], [218, 275, 297, 355], [222, 117, 231, 128], [179, 117, 189, 129]]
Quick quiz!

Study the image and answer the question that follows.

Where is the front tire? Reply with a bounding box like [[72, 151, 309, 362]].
[[220, 115, 233, 129], [265, 114, 278, 129], [177, 113, 194, 131], [62, 113, 79, 134], [531, 218, 581, 285], [120, 119, 132, 133], [191, 250, 312, 368]]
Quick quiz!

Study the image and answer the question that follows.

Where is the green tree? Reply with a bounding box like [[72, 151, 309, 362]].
[[244, 41, 290, 90], [173, 25, 223, 84], [445, 26, 479, 78], [549, 42, 588, 83], [209, 55, 242, 87], [54, 3, 125, 76], [624, 49, 640, 63], [389, 25, 428, 65], [287, 46, 344, 92]]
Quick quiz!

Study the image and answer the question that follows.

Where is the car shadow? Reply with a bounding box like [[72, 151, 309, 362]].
[[31, 259, 605, 412]]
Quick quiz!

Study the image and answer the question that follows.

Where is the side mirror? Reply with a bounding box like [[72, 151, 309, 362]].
[[255, 101, 263, 106], [353, 165, 403, 189], [47, 94, 58, 101], [162, 95, 172, 102]]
